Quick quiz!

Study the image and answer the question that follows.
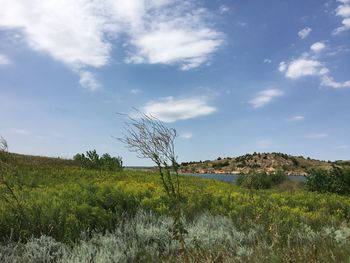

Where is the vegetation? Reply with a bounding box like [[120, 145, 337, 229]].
[[118, 112, 187, 250], [73, 150, 123, 171], [306, 167, 350, 195], [236, 170, 287, 189], [180, 152, 350, 175], [0, 152, 350, 261]]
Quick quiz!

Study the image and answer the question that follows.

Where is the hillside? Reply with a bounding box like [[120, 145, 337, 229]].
[[180, 152, 350, 175]]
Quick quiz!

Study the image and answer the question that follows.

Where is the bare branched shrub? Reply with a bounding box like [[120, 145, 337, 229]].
[[118, 111, 187, 251], [0, 136, 8, 152]]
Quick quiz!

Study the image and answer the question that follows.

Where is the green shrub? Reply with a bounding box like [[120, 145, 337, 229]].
[[73, 150, 123, 171], [306, 167, 350, 195], [212, 161, 229, 169], [236, 171, 287, 189]]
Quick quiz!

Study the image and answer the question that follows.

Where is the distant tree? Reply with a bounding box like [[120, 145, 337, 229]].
[[74, 150, 123, 171]]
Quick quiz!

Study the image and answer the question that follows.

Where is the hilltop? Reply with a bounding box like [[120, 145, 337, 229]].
[[180, 152, 350, 175]]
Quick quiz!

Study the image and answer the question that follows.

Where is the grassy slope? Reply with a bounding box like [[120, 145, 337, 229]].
[[1, 153, 350, 261]]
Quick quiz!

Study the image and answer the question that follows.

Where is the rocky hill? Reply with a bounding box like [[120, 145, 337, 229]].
[[180, 152, 350, 176]]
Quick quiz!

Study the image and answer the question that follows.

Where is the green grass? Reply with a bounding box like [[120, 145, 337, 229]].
[[1, 153, 350, 262]]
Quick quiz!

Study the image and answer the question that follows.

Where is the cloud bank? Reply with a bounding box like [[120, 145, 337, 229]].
[[0, 0, 223, 89]]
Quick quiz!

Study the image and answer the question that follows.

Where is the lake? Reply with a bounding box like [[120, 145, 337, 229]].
[[181, 173, 306, 183]]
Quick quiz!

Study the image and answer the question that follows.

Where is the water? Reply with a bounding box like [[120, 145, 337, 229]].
[[181, 173, 306, 183]]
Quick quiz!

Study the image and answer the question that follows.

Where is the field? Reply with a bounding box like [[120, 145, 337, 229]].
[[1, 154, 350, 262]]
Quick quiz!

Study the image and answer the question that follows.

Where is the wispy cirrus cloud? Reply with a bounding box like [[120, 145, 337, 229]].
[[334, 145, 348, 150], [0, 54, 11, 65], [130, 89, 141, 94], [305, 132, 328, 139], [141, 96, 217, 123], [0, 0, 223, 89], [288, 115, 305, 122], [218, 5, 230, 14], [249, 89, 283, 108], [180, 132, 193, 139], [321, 75, 350, 88], [12, 128, 30, 136]]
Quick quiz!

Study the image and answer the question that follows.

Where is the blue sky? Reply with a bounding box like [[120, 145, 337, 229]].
[[0, 0, 349, 165]]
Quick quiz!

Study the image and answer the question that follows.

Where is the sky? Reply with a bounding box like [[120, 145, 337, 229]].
[[0, 0, 350, 165]]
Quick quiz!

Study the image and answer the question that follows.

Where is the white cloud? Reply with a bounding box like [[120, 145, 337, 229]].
[[298, 27, 312, 39], [130, 89, 141, 94], [320, 75, 350, 88], [281, 59, 328, 79], [237, 21, 247, 27], [278, 61, 287, 72], [249, 89, 283, 109], [0, 54, 11, 65], [310, 42, 326, 53], [0, 0, 223, 79], [333, 18, 350, 34], [336, 4, 350, 17], [305, 132, 328, 139], [12, 128, 30, 136], [335, 145, 348, 149], [127, 26, 223, 70], [264, 58, 272, 64], [142, 96, 217, 123], [78, 71, 100, 91], [219, 5, 230, 14], [180, 132, 193, 139], [0, 1, 113, 68], [333, 1, 350, 34], [288, 115, 304, 122]]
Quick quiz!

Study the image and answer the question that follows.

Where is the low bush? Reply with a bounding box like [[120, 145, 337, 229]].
[[236, 170, 287, 189], [212, 161, 230, 169], [306, 167, 350, 195]]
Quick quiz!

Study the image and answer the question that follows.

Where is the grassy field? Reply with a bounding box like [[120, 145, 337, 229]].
[[1, 153, 350, 262]]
